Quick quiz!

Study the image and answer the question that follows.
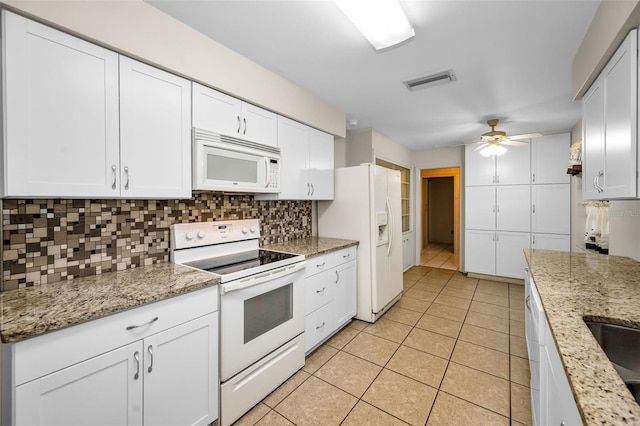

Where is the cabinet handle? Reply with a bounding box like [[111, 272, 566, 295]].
[[147, 345, 154, 373], [307, 183, 311, 196], [496, 175, 500, 184], [237, 116, 241, 133], [496, 205, 500, 213], [343, 253, 350, 259], [316, 262, 325, 268], [596, 170, 604, 193], [243, 118, 247, 135], [316, 287, 326, 294], [124, 166, 130, 191], [525, 295, 531, 312], [492, 205, 496, 213], [316, 322, 326, 330], [111, 165, 117, 190], [496, 233, 499, 242], [532, 235, 536, 245], [532, 173, 536, 183], [134, 351, 140, 380], [335, 270, 339, 283], [310, 183, 315, 196], [126, 316, 159, 331], [532, 204, 536, 214]]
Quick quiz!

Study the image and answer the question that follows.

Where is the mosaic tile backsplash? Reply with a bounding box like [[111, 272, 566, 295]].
[[2, 194, 311, 291]]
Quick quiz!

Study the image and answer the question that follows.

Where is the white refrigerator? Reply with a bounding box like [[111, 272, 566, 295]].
[[317, 164, 403, 323]]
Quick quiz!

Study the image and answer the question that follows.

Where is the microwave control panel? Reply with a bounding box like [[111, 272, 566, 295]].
[[267, 159, 280, 189]]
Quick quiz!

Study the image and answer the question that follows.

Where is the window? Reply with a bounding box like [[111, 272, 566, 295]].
[[375, 159, 410, 232]]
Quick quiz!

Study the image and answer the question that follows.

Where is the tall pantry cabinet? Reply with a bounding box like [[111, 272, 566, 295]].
[[464, 134, 570, 279]]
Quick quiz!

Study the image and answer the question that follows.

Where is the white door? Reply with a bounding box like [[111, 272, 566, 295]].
[[464, 145, 496, 186], [496, 186, 531, 232], [465, 186, 496, 230], [582, 78, 604, 200], [144, 314, 218, 426], [192, 83, 242, 137], [531, 134, 570, 184], [464, 230, 495, 275], [277, 117, 310, 199], [334, 261, 357, 328], [495, 231, 530, 279], [531, 184, 570, 234], [402, 231, 415, 271], [308, 129, 335, 200], [241, 103, 278, 146], [531, 234, 570, 252], [15, 342, 143, 426], [3, 11, 120, 198], [119, 57, 191, 199], [601, 29, 638, 199], [496, 143, 531, 185]]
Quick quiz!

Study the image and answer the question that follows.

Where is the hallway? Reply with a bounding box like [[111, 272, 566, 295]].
[[420, 243, 458, 271]]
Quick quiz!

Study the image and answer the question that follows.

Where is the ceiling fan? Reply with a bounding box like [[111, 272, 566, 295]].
[[467, 119, 542, 156]]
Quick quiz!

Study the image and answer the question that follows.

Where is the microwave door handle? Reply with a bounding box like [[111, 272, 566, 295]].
[[264, 158, 270, 187]]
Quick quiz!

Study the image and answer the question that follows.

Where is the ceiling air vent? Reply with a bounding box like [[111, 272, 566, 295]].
[[403, 69, 456, 91]]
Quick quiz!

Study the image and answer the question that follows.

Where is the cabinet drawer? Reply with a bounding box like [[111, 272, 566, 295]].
[[13, 286, 218, 386], [305, 302, 335, 353], [305, 269, 336, 314], [334, 246, 356, 266], [305, 252, 336, 277]]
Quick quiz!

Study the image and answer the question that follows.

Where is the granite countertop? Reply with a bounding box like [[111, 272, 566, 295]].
[[0, 263, 219, 343], [524, 249, 640, 425], [262, 236, 358, 258]]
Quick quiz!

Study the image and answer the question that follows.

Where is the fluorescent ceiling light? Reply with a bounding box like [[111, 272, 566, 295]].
[[335, 0, 415, 50], [480, 144, 507, 157]]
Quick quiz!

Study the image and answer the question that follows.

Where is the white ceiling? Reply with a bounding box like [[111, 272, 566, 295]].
[[147, 0, 600, 151]]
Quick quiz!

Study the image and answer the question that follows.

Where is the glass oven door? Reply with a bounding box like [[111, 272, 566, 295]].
[[219, 263, 305, 381]]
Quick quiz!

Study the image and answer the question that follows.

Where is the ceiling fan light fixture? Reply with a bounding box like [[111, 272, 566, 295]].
[[335, 0, 414, 50], [480, 144, 507, 157]]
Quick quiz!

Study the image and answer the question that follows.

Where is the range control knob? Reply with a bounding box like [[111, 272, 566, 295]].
[[250, 226, 257, 233], [197, 231, 206, 239], [185, 232, 195, 241], [242, 227, 249, 234]]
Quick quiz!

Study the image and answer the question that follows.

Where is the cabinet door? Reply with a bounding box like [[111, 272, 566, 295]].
[[496, 143, 531, 185], [543, 336, 582, 426], [531, 233, 570, 252], [465, 186, 496, 230], [192, 82, 242, 137], [334, 260, 357, 328], [402, 231, 415, 271], [531, 134, 570, 184], [464, 230, 495, 275], [465, 145, 496, 186], [3, 11, 120, 197], [582, 77, 604, 200], [119, 57, 191, 199], [15, 342, 143, 426], [496, 186, 531, 232], [277, 116, 310, 198], [495, 231, 530, 279], [601, 29, 638, 199], [308, 128, 335, 200], [531, 184, 570, 234], [241, 103, 278, 147], [144, 313, 218, 426]]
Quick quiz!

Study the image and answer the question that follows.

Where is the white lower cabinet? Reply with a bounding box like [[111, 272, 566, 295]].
[[402, 231, 415, 271], [304, 246, 357, 353], [465, 230, 529, 279], [525, 272, 582, 426], [8, 287, 219, 426]]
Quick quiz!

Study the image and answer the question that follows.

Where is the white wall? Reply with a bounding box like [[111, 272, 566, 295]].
[[609, 200, 640, 261], [4, 0, 345, 137], [570, 122, 586, 252]]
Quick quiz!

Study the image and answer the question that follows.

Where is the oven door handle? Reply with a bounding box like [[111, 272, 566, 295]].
[[220, 262, 306, 294]]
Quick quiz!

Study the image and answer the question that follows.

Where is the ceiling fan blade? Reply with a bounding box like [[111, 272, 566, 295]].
[[463, 139, 484, 145], [509, 132, 543, 140], [502, 139, 529, 147], [472, 143, 489, 152]]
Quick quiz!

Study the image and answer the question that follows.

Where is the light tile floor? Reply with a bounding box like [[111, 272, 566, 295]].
[[421, 244, 458, 271], [234, 266, 531, 426]]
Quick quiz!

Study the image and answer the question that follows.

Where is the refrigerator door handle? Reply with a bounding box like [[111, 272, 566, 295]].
[[386, 197, 393, 257]]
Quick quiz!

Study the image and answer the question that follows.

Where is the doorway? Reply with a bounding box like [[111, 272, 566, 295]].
[[421, 167, 460, 270]]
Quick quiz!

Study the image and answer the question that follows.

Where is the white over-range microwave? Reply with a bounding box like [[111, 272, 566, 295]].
[[192, 128, 281, 193]]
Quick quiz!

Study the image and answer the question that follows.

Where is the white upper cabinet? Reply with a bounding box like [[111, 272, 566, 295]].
[[496, 186, 531, 232], [119, 57, 191, 199], [531, 184, 570, 234], [582, 29, 638, 200], [258, 116, 334, 200], [465, 143, 530, 186], [192, 83, 277, 147], [2, 11, 120, 198], [2, 11, 192, 199], [531, 134, 570, 184], [465, 186, 496, 230]]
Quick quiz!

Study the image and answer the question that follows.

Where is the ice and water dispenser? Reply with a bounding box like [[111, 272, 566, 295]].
[[376, 211, 388, 246]]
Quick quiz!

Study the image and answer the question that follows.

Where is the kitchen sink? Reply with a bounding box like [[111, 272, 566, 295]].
[[585, 320, 640, 405]]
